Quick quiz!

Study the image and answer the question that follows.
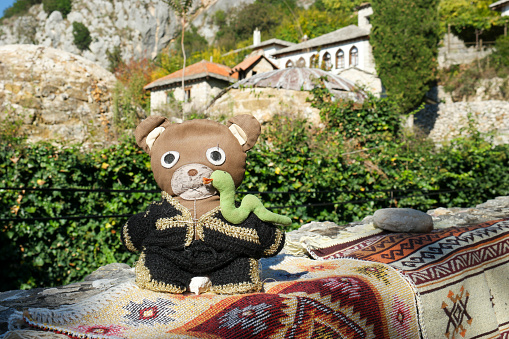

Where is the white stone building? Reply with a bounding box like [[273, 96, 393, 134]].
[[270, 3, 382, 94], [144, 60, 237, 114], [490, 0, 509, 16]]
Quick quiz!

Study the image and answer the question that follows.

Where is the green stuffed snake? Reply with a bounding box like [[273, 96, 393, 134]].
[[206, 170, 292, 226]]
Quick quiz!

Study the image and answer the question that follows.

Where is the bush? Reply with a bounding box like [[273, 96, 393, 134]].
[[72, 21, 91, 51], [111, 58, 155, 134], [492, 35, 509, 69], [106, 46, 122, 73], [42, 0, 71, 17], [308, 80, 400, 146], [0, 105, 27, 147], [0, 140, 159, 291]]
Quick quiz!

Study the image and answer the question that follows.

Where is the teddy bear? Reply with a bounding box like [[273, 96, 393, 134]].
[[121, 115, 287, 295]]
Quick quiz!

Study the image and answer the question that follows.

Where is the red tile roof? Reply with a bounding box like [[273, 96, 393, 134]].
[[144, 60, 237, 90], [230, 54, 278, 75]]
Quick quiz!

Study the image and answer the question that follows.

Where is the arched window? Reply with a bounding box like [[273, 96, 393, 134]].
[[310, 54, 320, 68], [296, 57, 306, 68], [336, 49, 344, 69], [285, 60, 294, 68], [350, 46, 358, 67], [322, 52, 332, 71]]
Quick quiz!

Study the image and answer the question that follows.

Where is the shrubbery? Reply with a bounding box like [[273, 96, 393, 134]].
[[0, 142, 159, 291], [1, 88, 508, 291], [72, 21, 91, 51], [42, 0, 71, 17]]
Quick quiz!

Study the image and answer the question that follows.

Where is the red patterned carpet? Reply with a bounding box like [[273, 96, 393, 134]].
[[21, 219, 509, 338], [309, 218, 509, 339], [23, 257, 421, 338]]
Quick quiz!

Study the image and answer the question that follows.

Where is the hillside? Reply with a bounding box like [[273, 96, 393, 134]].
[[0, 0, 257, 68]]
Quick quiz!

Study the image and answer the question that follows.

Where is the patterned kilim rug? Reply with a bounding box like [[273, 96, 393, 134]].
[[308, 218, 509, 339], [21, 256, 422, 339]]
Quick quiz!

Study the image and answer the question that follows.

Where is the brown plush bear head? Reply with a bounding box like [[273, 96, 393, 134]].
[[135, 115, 261, 200]]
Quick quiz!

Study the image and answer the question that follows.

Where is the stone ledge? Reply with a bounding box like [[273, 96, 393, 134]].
[[1, 196, 508, 337]]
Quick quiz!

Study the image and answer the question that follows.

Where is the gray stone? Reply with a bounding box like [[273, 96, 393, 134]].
[[47, 11, 63, 23], [428, 196, 509, 229], [373, 208, 433, 233], [0, 45, 118, 146], [415, 89, 509, 146]]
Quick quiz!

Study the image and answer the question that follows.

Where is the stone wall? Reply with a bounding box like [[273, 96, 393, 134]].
[[414, 86, 509, 145], [206, 87, 322, 125], [438, 33, 493, 69], [0, 45, 117, 145]]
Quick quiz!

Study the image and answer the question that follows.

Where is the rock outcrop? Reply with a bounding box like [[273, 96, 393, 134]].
[[1, 195, 508, 337], [0, 0, 259, 69], [0, 0, 313, 69], [0, 0, 179, 69], [0, 44, 117, 145]]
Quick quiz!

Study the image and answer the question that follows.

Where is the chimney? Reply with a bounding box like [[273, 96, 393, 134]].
[[253, 28, 261, 46], [357, 3, 373, 31]]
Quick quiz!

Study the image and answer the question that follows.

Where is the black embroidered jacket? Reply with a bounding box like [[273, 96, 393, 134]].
[[122, 192, 285, 274]]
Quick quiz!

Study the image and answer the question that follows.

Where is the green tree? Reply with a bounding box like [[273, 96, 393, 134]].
[[172, 25, 209, 60], [72, 21, 91, 51], [214, 1, 297, 48], [42, 0, 72, 18], [439, 0, 505, 43], [370, 0, 440, 113]]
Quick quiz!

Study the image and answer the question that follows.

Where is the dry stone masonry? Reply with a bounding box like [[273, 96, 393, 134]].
[[415, 86, 509, 145], [0, 44, 117, 145]]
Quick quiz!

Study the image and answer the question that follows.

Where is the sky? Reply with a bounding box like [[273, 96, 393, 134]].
[[0, 0, 16, 18]]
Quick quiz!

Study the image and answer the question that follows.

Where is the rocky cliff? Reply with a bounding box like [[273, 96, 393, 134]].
[[0, 0, 257, 69]]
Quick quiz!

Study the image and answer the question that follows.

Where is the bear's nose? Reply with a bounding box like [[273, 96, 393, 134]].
[[188, 169, 198, 177]]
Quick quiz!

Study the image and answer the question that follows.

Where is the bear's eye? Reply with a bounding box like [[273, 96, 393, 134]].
[[161, 151, 180, 169], [206, 147, 226, 166]]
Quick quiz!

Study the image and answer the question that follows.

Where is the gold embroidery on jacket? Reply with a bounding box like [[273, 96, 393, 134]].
[[123, 221, 137, 252], [205, 218, 261, 244], [135, 252, 186, 293], [158, 193, 261, 245], [263, 229, 284, 256]]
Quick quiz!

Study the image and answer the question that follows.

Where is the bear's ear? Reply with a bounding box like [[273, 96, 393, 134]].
[[227, 115, 261, 152], [135, 116, 170, 153]]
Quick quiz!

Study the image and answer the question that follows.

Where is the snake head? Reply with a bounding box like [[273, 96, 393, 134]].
[[209, 170, 235, 193]]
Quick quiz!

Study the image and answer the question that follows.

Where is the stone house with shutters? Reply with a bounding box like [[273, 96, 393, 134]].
[[144, 60, 238, 114], [144, 55, 280, 115]]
